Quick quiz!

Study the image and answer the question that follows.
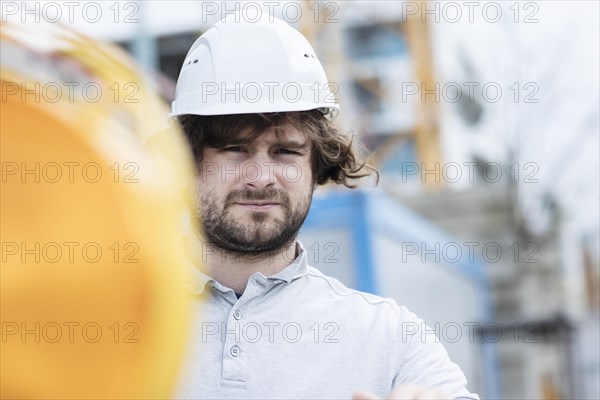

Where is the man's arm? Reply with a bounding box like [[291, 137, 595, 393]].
[[389, 305, 480, 400], [353, 385, 450, 399]]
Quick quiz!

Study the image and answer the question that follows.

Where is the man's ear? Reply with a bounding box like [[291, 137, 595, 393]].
[[311, 173, 319, 191]]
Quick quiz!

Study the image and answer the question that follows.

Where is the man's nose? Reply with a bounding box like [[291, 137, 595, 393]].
[[242, 154, 277, 189]]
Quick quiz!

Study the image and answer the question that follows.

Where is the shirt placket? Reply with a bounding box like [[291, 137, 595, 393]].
[[219, 275, 271, 388]]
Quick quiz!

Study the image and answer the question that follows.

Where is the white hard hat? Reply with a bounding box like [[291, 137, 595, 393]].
[[171, 12, 339, 120]]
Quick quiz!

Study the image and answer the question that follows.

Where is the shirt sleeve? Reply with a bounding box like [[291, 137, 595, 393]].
[[392, 304, 480, 400]]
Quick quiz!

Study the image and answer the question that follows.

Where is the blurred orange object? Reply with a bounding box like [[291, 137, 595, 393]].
[[1, 21, 199, 399]]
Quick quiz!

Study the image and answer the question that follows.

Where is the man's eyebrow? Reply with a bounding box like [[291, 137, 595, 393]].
[[272, 139, 310, 149], [224, 136, 255, 145]]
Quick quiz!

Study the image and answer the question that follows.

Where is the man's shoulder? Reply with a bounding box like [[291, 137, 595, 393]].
[[300, 265, 409, 316]]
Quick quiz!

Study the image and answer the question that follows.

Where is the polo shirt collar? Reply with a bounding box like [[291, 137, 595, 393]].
[[188, 241, 308, 295]]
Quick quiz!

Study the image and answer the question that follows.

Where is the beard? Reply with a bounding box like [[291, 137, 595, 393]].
[[198, 187, 312, 258]]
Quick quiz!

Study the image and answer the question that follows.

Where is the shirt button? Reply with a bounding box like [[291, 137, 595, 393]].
[[233, 310, 242, 320], [230, 345, 240, 357]]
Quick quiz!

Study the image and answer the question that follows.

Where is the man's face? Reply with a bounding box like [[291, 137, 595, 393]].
[[196, 124, 314, 256]]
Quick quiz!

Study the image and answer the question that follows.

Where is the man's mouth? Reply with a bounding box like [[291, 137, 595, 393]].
[[235, 201, 280, 211]]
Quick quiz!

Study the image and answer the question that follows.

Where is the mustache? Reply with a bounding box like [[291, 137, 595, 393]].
[[225, 188, 289, 206]]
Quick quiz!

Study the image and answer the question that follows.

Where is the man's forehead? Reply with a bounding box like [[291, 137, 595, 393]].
[[235, 125, 309, 145]]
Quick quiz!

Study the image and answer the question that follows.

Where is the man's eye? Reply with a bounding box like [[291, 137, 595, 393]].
[[276, 148, 299, 155], [223, 146, 245, 152]]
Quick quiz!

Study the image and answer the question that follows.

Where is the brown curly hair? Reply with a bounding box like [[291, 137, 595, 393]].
[[176, 110, 378, 188]]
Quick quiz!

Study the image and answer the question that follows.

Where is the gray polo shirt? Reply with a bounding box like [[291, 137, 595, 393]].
[[175, 242, 480, 399]]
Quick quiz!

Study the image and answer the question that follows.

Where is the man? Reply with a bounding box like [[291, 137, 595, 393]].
[[171, 12, 479, 400]]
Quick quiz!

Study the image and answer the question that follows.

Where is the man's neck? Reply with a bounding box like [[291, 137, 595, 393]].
[[202, 241, 298, 294]]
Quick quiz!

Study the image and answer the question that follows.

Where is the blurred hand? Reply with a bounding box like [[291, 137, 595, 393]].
[[353, 385, 450, 400]]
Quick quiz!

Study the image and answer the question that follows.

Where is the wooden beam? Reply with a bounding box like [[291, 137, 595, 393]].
[[404, 3, 443, 191]]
